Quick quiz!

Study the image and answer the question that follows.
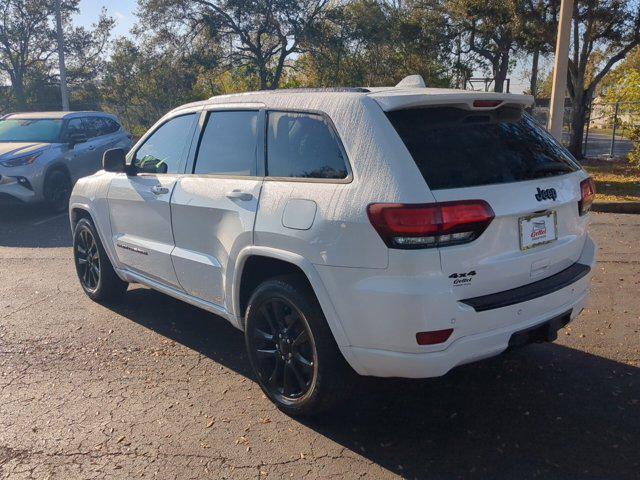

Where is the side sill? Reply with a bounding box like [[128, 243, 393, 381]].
[[116, 268, 242, 330]]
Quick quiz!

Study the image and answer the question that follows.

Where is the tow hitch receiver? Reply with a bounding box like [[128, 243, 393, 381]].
[[508, 310, 572, 348]]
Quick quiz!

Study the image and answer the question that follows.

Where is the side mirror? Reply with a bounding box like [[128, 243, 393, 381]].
[[68, 132, 87, 148], [103, 148, 127, 173]]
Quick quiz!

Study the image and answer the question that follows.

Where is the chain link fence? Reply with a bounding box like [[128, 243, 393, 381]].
[[532, 101, 640, 159]]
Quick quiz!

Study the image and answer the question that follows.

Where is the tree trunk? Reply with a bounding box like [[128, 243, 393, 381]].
[[530, 49, 540, 99], [10, 71, 27, 109], [569, 90, 589, 158], [493, 51, 510, 93], [270, 47, 287, 90], [257, 62, 269, 90]]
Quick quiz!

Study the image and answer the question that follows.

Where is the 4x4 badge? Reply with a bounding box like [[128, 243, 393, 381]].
[[535, 187, 557, 201], [449, 270, 476, 286]]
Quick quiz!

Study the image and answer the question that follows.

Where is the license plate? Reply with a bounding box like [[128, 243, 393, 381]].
[[519, 211, 557, 250]]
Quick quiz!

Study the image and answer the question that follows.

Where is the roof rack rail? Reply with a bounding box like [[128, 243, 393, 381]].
[[261, 87, 370, 94]]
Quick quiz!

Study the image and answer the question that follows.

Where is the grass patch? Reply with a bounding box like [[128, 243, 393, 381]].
[[581, 158, 640, 203]]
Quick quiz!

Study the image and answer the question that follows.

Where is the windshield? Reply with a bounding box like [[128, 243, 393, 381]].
[[385, 107, 580, 190], [0, 119, 63, 143]]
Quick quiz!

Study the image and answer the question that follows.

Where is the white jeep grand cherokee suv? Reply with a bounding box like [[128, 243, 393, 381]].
[[70, 77, 597, 415]]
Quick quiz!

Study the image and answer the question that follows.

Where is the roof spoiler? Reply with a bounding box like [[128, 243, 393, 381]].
[[396, 75, 426, 89], [372, 91, 534, 112]]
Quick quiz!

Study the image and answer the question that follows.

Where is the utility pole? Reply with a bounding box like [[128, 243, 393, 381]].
[[54, 0, 70, 111], [548, 0, 574, 141]]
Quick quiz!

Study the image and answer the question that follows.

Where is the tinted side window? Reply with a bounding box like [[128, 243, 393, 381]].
[[104, 118, 120, 134], [65, 118, 85, 140], [83, 117, 101, 138], [267, 112, 348, 179], [194, 111, 258, 175], [94, 117, 114, 136], [134, 113, 198, 174]]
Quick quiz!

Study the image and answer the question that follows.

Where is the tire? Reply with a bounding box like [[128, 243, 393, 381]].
[[43, 169, 72, 213], [73, 217, 128, 301], [244, 275, 350, 416]]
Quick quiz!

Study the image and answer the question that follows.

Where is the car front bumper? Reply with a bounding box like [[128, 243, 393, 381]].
[[0, 174, 37, 203]]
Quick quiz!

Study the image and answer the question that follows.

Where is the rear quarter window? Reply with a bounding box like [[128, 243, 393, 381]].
[[266, 111, 349, 180], [385, 107, 580, 190]]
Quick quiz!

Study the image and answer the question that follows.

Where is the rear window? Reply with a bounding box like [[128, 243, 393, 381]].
[[385, 107, 579, 190]]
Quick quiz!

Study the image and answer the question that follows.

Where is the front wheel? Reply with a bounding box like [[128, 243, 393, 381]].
[[73, 217, 128, 301], [43, 169, 72, 213], [244, 276, 349, 416]]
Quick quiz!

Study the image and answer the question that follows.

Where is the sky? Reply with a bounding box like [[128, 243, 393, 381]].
[[73, 0, 531, 94], [74, 0, 137, 38]]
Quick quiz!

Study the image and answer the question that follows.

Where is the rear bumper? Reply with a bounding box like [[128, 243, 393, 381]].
[[344, 290, 588, 378], [326, 235, 596, 378]]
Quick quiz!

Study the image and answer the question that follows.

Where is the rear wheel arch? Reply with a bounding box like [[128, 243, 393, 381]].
[[232, 249, 355, 359], [237, 255, 313, 322]]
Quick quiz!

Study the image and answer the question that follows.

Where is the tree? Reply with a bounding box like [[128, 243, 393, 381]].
[[0, 0, 113, 110], [447, 0, 525, 92], [565, 0, 640, 157], [139, 0, 331, 90], [0, 0, 63, 108], [520, 0, 558, 99], [298, 0, 453, 88], [65, 10, 114, 89], [603, 47, 640, 164], [101, 37, 219, 135]]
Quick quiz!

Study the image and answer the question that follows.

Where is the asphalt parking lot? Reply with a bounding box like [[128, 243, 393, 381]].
[[0, 207, 638, 480]]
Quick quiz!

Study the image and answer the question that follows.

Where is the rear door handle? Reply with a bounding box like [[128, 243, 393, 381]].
[[226, 190, 253, 201], [151, 185, 170, 195]]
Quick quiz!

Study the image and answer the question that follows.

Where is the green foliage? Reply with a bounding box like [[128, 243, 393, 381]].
[[627, 126, 640, 166], [604, 49, 640, 164], [138, 0, 330, 90], [296, 0, 453, 88], [99, 38, 210, 134]]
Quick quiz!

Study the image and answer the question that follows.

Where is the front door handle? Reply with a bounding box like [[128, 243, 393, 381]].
[[226, 190, 253, 201], [151, 185, 170, 195]]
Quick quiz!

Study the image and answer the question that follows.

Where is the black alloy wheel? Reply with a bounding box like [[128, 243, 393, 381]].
[[247, 297, 318, 402], [74, 224, 101, 293]]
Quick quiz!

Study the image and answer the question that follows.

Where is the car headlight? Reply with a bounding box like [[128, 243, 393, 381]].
[[0, 152, 42, 168]]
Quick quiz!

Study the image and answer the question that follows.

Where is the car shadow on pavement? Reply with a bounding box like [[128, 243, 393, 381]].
[[0, 204, 71, 248], [108, 287, 639, 480]]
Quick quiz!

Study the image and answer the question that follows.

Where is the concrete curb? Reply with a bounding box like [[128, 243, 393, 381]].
[[592, 202, 640, 214]]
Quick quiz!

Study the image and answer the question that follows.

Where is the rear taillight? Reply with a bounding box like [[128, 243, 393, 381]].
[[579, 177, 596, 216], [367, 200, 494, 249]]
